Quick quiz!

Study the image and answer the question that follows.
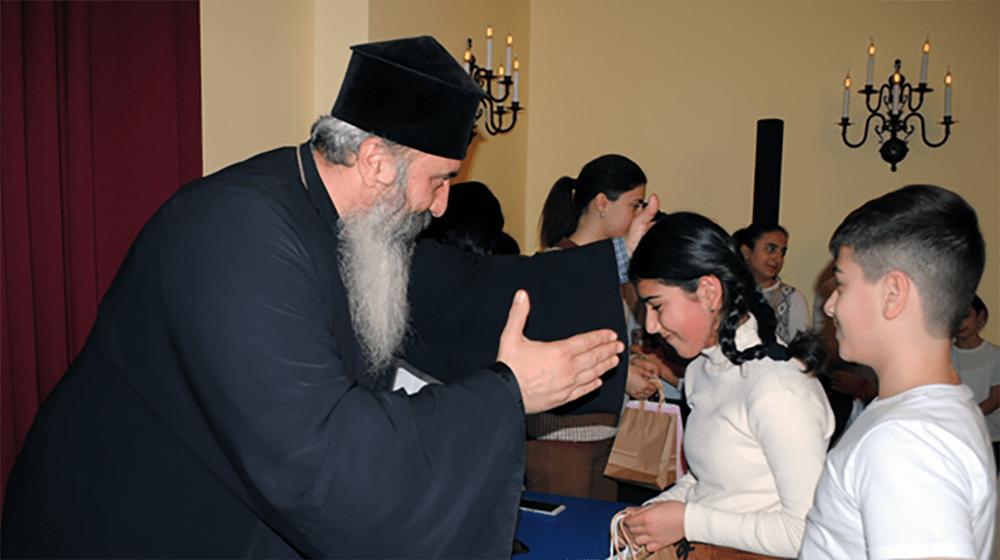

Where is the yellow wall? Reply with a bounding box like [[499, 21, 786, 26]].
[[201, 0, 999, 343]]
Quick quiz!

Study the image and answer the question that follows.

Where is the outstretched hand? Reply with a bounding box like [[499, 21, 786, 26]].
[[625, 193, 660, 257], [497, 290, 624, 414]]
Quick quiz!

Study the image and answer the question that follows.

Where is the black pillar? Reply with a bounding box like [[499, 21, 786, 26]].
[[752, 119, 784, 225]]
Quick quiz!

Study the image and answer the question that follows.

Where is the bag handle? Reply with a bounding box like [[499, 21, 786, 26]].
[[610, 510, 641, 560], [654, 386, 666, 412], [638, 387, 666, 412]]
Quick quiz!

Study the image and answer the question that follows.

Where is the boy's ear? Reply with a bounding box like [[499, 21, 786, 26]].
[[355, 137, 397, 189], [880, 269, 911, 321], [740, 245, 752, 261]]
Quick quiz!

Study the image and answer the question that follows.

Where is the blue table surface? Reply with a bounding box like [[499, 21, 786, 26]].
[[514, 491, 629, 560]]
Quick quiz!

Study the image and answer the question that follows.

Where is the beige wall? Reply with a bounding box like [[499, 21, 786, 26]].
[[314, 1, 369, 120], [201, 0, 368, 174], [201, 0, 999, 343]]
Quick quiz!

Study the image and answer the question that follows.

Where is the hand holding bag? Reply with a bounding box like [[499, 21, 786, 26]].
[[604, 392, 684, 490], [609, 512, 789, 560], [609, 510, 681, 560]]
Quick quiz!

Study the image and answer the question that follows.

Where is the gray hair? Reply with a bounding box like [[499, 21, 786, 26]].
[[310, 114, 408, 166]]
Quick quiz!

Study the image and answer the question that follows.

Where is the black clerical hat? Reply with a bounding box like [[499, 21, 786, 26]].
[[331, 36, 484, 160]]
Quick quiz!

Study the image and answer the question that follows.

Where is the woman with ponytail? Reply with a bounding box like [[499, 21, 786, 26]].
[[526, 154, 654, 502], [539, 154, 648, 250], [619, 213, 833, 559]]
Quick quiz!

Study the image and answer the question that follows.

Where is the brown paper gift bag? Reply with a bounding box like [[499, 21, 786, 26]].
[[604, 393, 684, 490]]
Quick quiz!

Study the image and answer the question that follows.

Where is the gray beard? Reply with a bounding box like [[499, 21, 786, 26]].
[[338, 174, 432, 377]]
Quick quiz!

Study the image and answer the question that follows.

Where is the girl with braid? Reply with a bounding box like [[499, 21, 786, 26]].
[[619, 213, 834, 559]]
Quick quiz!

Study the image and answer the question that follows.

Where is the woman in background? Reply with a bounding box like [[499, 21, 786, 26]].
[[622, 213, 833, 558], [527, 154, 657, 501], [733, 223, 810, 343]]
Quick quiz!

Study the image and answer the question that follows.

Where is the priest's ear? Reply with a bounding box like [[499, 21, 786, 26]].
[[356, 137, 400, 189]]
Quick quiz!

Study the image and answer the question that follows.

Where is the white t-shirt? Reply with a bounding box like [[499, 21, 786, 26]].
[[646, 315, 834, 557], [800, 383, 996, 560], [952, 340, 1000, 441]]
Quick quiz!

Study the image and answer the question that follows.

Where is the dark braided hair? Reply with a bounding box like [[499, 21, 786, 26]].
[[629, 212, 826, 373]]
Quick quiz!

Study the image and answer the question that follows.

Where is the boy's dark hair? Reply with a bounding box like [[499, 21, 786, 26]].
[[829, 184, 985, 338]]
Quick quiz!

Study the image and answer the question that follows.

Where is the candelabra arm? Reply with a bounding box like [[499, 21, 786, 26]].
[[862, 84, 887, 114], [495, 102, 520, 134], [479, 98, 522, 136], [906, 82, 931, 114], [905, 112, 953, 148], [841, 112, 884, 149], [471, 68, 514, 104]]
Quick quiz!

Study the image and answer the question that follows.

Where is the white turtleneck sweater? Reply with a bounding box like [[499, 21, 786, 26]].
[[646, 316, 834, 557]]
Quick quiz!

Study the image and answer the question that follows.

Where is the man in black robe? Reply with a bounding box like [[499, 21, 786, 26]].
[[1, 36, 656, 558]]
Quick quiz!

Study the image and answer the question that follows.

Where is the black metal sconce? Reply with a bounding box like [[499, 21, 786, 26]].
[[839, 39, 953, 171]]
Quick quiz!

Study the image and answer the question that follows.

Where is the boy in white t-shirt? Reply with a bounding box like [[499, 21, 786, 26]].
[[799, 185, 996, 559], [952, 295, 1000, 475]]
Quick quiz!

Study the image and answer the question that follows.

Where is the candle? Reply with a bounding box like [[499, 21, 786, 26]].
[[486, 26, 493, 72], [891, 72, 901, 114], [866, 40, 876, 86], [920, 39, 930, 84], [498, 65, 505, 97], [944, 71, 952, 117], [463, 49, 471, 74], [505, 34, 513, 78], [512, 57, 520, 103], [843, 74, 852, 119]]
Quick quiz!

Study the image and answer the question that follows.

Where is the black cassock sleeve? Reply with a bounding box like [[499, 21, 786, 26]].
[[405, 238, 629, 415], [110, 185, 531, 558]]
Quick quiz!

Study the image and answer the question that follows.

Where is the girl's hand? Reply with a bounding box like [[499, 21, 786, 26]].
[[623, 501, 685, 552], [626, 360, 659, 400], [625, 194, 660, 257], [630, 344, 682, 388]]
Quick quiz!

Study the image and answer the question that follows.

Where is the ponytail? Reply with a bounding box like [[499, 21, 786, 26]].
[[539, 176, 582, 249]]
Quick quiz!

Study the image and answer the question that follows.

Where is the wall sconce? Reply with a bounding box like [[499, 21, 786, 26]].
[[839, 38, 953, 171], [463, 25, 523, 135]]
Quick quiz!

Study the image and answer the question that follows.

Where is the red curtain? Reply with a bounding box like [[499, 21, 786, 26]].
[[1, 0, 203, 504]]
